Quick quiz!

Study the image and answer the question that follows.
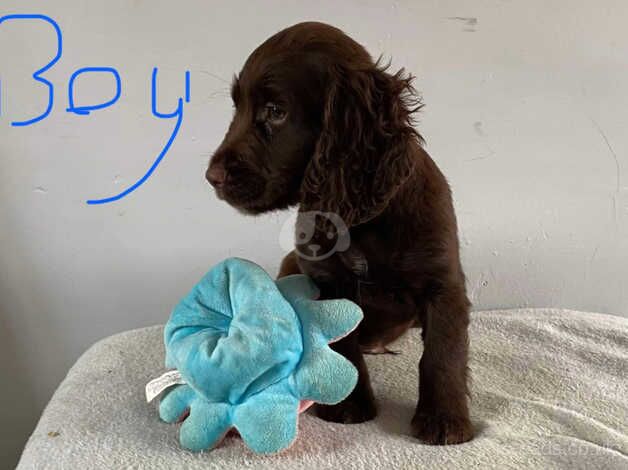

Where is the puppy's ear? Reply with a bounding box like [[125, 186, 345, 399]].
[[300, 61, 423, 227]]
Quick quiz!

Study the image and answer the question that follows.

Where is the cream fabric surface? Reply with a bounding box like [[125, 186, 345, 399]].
[[18, 309, 628, 469]]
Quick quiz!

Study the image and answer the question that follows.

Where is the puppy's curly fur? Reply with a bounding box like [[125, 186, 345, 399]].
[[207, 22, 473, 445], [301, 61, 422, 226]]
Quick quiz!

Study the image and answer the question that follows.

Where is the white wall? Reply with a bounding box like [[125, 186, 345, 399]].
[[1, 0, 627, 466]]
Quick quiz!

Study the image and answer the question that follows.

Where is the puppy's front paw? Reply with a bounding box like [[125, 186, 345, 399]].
[[411, 412, 473, 445], [315, 398, 377, 424]]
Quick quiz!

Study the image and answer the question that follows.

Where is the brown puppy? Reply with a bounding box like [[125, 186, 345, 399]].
[[207, 22, 473, 445]]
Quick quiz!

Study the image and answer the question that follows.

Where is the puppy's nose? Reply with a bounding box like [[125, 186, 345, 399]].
[[206, 165, 226, 188]]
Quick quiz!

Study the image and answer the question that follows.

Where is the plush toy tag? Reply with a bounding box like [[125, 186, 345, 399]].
[[145, 370, 186, 403]]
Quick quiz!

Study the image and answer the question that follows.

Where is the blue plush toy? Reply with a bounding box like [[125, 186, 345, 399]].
[[158, 258, 363, 454]]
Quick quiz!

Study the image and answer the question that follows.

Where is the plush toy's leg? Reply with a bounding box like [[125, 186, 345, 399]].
[[411, 285, 473, 445], [315, 330, 377, 424], [278, 250, 301, 278], [284, 251, 376, 423]]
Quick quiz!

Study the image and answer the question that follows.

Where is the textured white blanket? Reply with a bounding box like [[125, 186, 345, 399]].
[[18, 309, 628, 469]]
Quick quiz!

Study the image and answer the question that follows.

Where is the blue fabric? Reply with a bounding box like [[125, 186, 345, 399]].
[[159, 258, 363, 454]]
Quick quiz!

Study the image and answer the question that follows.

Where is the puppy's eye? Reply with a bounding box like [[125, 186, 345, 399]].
[[264, 102, 286, 124]]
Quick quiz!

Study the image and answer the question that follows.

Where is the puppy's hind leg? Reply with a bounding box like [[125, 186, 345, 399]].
[[412, 285, 473, 445]]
